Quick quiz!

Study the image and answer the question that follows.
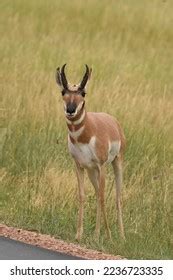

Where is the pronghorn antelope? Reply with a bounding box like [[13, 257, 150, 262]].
[[55, 64, 125, 240]]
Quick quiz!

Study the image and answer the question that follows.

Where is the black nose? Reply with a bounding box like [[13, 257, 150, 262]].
[[66, 102, 76, 114]]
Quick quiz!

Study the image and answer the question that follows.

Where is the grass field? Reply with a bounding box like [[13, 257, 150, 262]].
[[0, 0, 173, 259]]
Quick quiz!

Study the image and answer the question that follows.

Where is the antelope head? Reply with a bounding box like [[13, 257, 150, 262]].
[[56, 64, 92, 118]]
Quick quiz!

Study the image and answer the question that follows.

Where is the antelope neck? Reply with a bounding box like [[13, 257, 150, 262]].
[[66, 108, 86, 143], [66, 109, 86, 127]]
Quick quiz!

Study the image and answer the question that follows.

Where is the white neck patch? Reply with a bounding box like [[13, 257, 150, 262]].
[[68, 125, 85, 140]]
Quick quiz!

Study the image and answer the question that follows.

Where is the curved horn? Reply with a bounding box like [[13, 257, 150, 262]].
[[61, 64, 68, 90], [79, 64, 90, 90]]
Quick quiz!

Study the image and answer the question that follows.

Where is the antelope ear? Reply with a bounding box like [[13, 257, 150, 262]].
[[85, 67, 92, 91], [88, 67, 92, 80], [86, 67, 92, 87], [55, 67, 62, 87]]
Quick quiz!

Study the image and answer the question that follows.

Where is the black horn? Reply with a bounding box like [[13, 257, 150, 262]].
[[79, 64, 90, 90], [61, 64, 68, 90]]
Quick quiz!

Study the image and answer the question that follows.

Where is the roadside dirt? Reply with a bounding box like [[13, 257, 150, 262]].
[[0, 224, 125, 260]]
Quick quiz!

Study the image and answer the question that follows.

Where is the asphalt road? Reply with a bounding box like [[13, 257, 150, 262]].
[[0, 237, 82, 260]]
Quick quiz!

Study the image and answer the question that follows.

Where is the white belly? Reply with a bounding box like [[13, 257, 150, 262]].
[[68, 135, 121, 168], [68, 136, 98, 168]]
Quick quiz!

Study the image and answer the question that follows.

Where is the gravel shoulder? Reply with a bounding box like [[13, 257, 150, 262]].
[[0, 224, 124, 260]]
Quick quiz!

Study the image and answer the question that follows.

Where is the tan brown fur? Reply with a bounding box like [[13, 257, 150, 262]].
[[68, 110, 125, 164], [56, 64, 126, 240]]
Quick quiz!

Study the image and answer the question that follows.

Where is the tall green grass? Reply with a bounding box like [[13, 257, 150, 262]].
[[0, 0, 173, 259]]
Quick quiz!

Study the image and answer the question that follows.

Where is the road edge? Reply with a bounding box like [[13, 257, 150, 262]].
[[0, 224, 125, 260]]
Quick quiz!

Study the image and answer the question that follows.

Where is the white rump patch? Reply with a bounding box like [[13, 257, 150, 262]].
[[106, 140, 121, 163]]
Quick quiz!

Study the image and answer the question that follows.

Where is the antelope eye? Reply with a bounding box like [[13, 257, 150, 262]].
[[80, 91, 86, 97]]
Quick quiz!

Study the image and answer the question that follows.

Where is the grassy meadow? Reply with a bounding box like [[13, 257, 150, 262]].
[[0, 0, 173, 259]]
